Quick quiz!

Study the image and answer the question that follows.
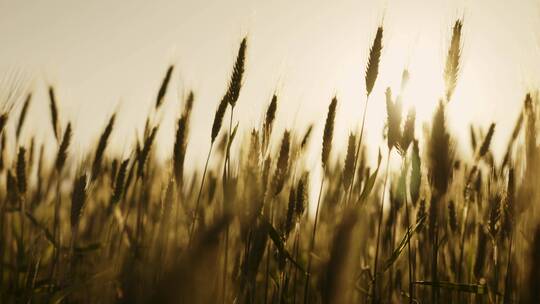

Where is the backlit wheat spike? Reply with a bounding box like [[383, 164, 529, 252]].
[[444, 19, 462, 102], [272, 130, 290, 196], [0, 113, 7, 135], [138, 126, 158, 178], [478, 123, 495, 159], [322, 97, 337, 169], [295, 174, 308, 218], [55, 122, 72, 172], [6, 170, 18, 204], [399, 107, 416, 154], [111, 159, 129, 207], [16, 147, 26, 194], [300, 124, 313, 150], [92, 113, 116, 180], [263, 94, 277, 152], [428, 100, 453, 196], [343, 133, 356, 190], [15, 93, 31, 140], [225, 38, 247, 108], [385, 87, 402, 150], [70, 173, 87, 229], [156, 65, 174, 109], [48, 86, 60, 141], [173, 115, 188, 185], [211, 97, 228, 143], [365, 26, 383, 96]]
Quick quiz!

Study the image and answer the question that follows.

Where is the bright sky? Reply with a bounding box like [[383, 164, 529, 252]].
[[1, 0, 540, 171]]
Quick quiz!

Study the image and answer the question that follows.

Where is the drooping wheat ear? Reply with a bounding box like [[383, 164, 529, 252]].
[[272, 130, 290, 196], [300, 124, 313, 150], [16, 147, 27, 194], [444, 19, 462, 102], [211, 97, 229, 143], [70, 173, 87, 230], [15, 93, 31, 140], [225, 37, 247, 108], [91, 114, 116, 181], [365, 26, 383, 96], [410, 141, 421, 206], [111, 159, 129, 207], [263, 94, 277, 152], [478, 123, 495, 159], [137, 126, 158, 178], [155, 65, 174, 109], [428, 100, 453, 197], [48, 86, 60, 141], [55, 122, 72, 172], [399, 107, 416, 154], [322, 97, 337, 169], [447, 200, 457, 233], [385, 88, 402, 150]]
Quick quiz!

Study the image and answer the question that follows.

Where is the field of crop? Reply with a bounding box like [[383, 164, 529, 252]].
[[1, 19, 540, 303]]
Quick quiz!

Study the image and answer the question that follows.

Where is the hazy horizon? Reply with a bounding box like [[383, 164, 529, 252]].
[[2, 0, 540, 169]]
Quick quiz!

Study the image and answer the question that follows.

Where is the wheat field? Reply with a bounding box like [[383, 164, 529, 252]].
[[1, 19, 540, 304]]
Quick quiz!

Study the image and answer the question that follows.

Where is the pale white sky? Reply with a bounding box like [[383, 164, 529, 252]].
[[1, 0, 540, 171]]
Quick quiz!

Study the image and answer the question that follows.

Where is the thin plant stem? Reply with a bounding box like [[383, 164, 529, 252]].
[[188, 142, 214, 247], [372, 150, 391, 304], [346, 95, 370, 206], [303, 176, 325, 304]]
